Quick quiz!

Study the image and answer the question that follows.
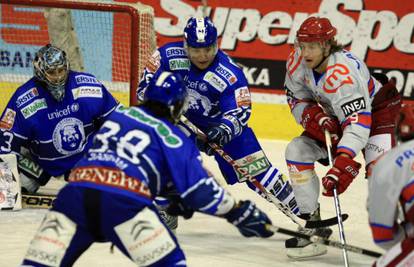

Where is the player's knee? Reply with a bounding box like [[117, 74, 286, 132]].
[[285, 137, 320, 163]]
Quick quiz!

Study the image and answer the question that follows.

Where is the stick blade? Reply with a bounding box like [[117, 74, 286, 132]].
[[305, 213, 349, 228]]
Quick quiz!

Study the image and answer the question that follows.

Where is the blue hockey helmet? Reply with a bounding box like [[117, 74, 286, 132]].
[[184, 17, 217, 48], [144, 72, 188, 123], [33, 44, 69, 102]]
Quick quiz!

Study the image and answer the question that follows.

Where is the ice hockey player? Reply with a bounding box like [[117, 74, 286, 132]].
[[283, 16, 401, 258], [21, 71, 274, 266], [137, 17, 298, 223], [0, 44, 119, 200], [368, 104, 414, 267]]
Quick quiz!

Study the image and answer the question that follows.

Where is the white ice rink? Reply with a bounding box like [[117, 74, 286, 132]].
[[0, 139, 382, 266]]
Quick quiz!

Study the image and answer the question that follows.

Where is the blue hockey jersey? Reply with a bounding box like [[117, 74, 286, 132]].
[[0, 71, 119, 176], [70, 105, 233, 215], [138, 41, 251, 139]]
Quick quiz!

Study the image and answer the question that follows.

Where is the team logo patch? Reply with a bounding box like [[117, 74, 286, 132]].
[[52, 117, 85, 155], [16, 87, 38, 108], [72, 86, 103, 99], [235, 87, 251, 107], [215, 64, 237, 85], [47, 103, 79, 120], [323, 64, 354, 93], [203, 71, 227, 92], [75, 75, 99, 85], [169, 58, 190, 70], [0, 108, 16, 130], [187, 89, 213, 116], [341, 97, 366, 117], [166, 47, 186, 58], [21, 98, 47, 119], [234, 151, 270, 182]]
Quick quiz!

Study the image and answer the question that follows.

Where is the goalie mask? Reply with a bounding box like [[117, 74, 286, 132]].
[[33, 44, 69, 102], [144, 72, 188, 123]]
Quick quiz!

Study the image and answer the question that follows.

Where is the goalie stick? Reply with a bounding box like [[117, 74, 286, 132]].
[[22, 193, 56, 209], [180, 117, 348, 229], [266, 224, 382, 258]]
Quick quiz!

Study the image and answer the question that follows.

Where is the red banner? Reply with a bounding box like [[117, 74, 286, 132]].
[[115, 0, 414, 97]]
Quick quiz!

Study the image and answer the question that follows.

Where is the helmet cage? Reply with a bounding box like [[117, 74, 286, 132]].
[[33, 44, 69, 101]]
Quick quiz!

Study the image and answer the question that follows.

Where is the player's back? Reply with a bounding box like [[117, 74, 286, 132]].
[[74, 105, 195, 201]]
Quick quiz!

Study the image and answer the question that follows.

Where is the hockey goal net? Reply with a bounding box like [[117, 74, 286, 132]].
[[0, 0, 156, 111]]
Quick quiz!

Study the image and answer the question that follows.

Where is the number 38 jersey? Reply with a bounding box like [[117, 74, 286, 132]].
[[284, 49, 383, 158], [71, 105, 233, 216], [0, 71, 118, 176]]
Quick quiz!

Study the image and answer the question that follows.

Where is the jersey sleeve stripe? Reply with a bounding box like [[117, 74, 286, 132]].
[[401, 181, 414, 203], [370, 223, 395, 243], [337, 146, 356, 158]]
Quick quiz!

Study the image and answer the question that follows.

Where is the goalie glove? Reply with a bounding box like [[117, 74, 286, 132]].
[[322, 155, 361, 196], [224, 200, 273, 238]]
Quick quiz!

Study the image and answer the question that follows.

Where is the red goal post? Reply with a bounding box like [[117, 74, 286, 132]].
[[0, 0, 156, 110]]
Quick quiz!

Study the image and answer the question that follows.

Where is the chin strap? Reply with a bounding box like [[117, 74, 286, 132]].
[[313, 54, 329, 71]]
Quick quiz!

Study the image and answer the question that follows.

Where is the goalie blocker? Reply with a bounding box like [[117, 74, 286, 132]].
[[0, 154, 22, 211]]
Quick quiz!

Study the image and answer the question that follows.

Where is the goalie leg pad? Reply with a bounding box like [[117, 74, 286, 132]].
[[0, 153, 22, 211], [18, 154, 53, 193]]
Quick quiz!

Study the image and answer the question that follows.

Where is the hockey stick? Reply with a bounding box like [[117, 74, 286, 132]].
[[266, 224, 382, 258], [22, 193, 56, 209], [181, 117, 347, 229], [325, 130, 350, 267]]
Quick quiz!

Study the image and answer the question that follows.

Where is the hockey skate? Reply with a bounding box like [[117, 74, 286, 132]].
[[285, 206, 333, 259]]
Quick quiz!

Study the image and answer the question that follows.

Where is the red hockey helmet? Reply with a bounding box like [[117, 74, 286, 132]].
[[396, 104, 414, 142], [296, 17, 337, 42]]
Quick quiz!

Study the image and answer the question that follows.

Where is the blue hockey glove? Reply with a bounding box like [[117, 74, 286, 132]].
[[206, 124, 233, 147], [224, 200, 273, 238]]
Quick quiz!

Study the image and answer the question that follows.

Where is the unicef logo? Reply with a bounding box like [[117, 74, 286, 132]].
[[71, 103, 79, 113], [52, 117, 85, 155], [198, 82, 208, 92]]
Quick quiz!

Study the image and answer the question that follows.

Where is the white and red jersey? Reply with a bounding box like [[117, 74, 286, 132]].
[[368, 139, 414, 250], [285, 48, 383, 158]]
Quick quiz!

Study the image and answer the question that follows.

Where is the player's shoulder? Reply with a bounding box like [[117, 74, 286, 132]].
[[202, 51, 246, 92], [159, 41, 186, 58], [286, 48, 305, 78], [11, 78, 45, 109], [70, 71, 102, 86], [159, 41, 190, 71], [123, 106, 190, 150]]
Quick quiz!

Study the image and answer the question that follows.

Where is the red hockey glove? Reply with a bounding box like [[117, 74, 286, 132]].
[[322, 155, 361, 196], [301, 105, 340, 143]]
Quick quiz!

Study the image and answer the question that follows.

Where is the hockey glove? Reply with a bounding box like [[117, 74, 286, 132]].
[[166, 194, 195, 219], [206, 124, 233, 147], [224, 200, 273, 238], [301, 105, 340, 144], [195, 137, 214, 156], [322, 155, 361, 196]]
